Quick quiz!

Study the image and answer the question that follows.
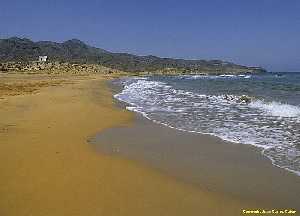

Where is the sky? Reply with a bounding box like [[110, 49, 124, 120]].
[[1, 0, 300, 71]]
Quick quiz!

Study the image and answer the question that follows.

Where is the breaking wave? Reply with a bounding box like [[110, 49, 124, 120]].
[[114, 76, 300, 176]]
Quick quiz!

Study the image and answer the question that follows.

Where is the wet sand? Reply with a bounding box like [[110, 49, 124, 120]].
[[92, 83, 300, 211], [0, 73, 254, 216]]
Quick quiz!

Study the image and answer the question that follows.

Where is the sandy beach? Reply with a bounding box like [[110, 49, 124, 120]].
[[93, 113, 300, 209], [0, 73, 256, 216], [1, 1, 300, 215]]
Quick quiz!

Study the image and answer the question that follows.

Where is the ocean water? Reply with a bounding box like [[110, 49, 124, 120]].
[[114, 73, 300, 176]]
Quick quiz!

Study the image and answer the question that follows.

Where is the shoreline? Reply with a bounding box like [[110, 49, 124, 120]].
[[92, 79, 300, 210], [111, 75, 300, 177], [0, 73, 252, 216]]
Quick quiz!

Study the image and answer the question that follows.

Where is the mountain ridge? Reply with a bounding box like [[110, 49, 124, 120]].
[[0, 37, 266, 74]]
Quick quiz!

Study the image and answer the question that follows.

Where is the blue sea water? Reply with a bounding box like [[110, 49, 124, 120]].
[[114, 73, 300, 176]]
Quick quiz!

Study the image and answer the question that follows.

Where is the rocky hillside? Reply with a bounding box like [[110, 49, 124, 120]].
[[0, 61, 124, 75], [0, 37, 266, 74]]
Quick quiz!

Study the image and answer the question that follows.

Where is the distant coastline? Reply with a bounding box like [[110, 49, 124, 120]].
[[0, 37, 267, 75]]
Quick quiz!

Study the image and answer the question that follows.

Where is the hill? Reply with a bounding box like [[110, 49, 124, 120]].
[[0, 37, 266, 74]]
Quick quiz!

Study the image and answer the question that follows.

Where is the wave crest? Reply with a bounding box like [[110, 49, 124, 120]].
[[249, 100, 300, 118]]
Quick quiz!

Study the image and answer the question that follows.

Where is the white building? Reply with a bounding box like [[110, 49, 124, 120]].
[[38, 56, 48, 62]]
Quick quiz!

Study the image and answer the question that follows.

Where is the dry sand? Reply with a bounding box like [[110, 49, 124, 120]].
[[0, 73, 253, 215]]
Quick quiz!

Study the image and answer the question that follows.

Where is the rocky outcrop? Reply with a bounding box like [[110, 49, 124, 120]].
[[223, 94, 253, 104], [0, 61, 121, 74]]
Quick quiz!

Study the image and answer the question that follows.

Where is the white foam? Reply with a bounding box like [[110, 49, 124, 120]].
[[182, 74, 252, 80], [114, 77, 300, 176], [238, 75, 252, 78], [219, 74, 236, 77], [249, 100, 300, 118]]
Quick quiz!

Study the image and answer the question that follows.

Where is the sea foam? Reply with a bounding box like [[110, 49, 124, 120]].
[[114, 76, 300, 176], [249, 100, 300, 118]]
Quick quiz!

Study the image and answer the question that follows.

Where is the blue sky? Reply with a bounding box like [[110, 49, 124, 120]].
[[1, 0, 300, 71]]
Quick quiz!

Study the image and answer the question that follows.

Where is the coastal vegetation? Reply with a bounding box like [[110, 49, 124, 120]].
[[0, 37, 266, 75]]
